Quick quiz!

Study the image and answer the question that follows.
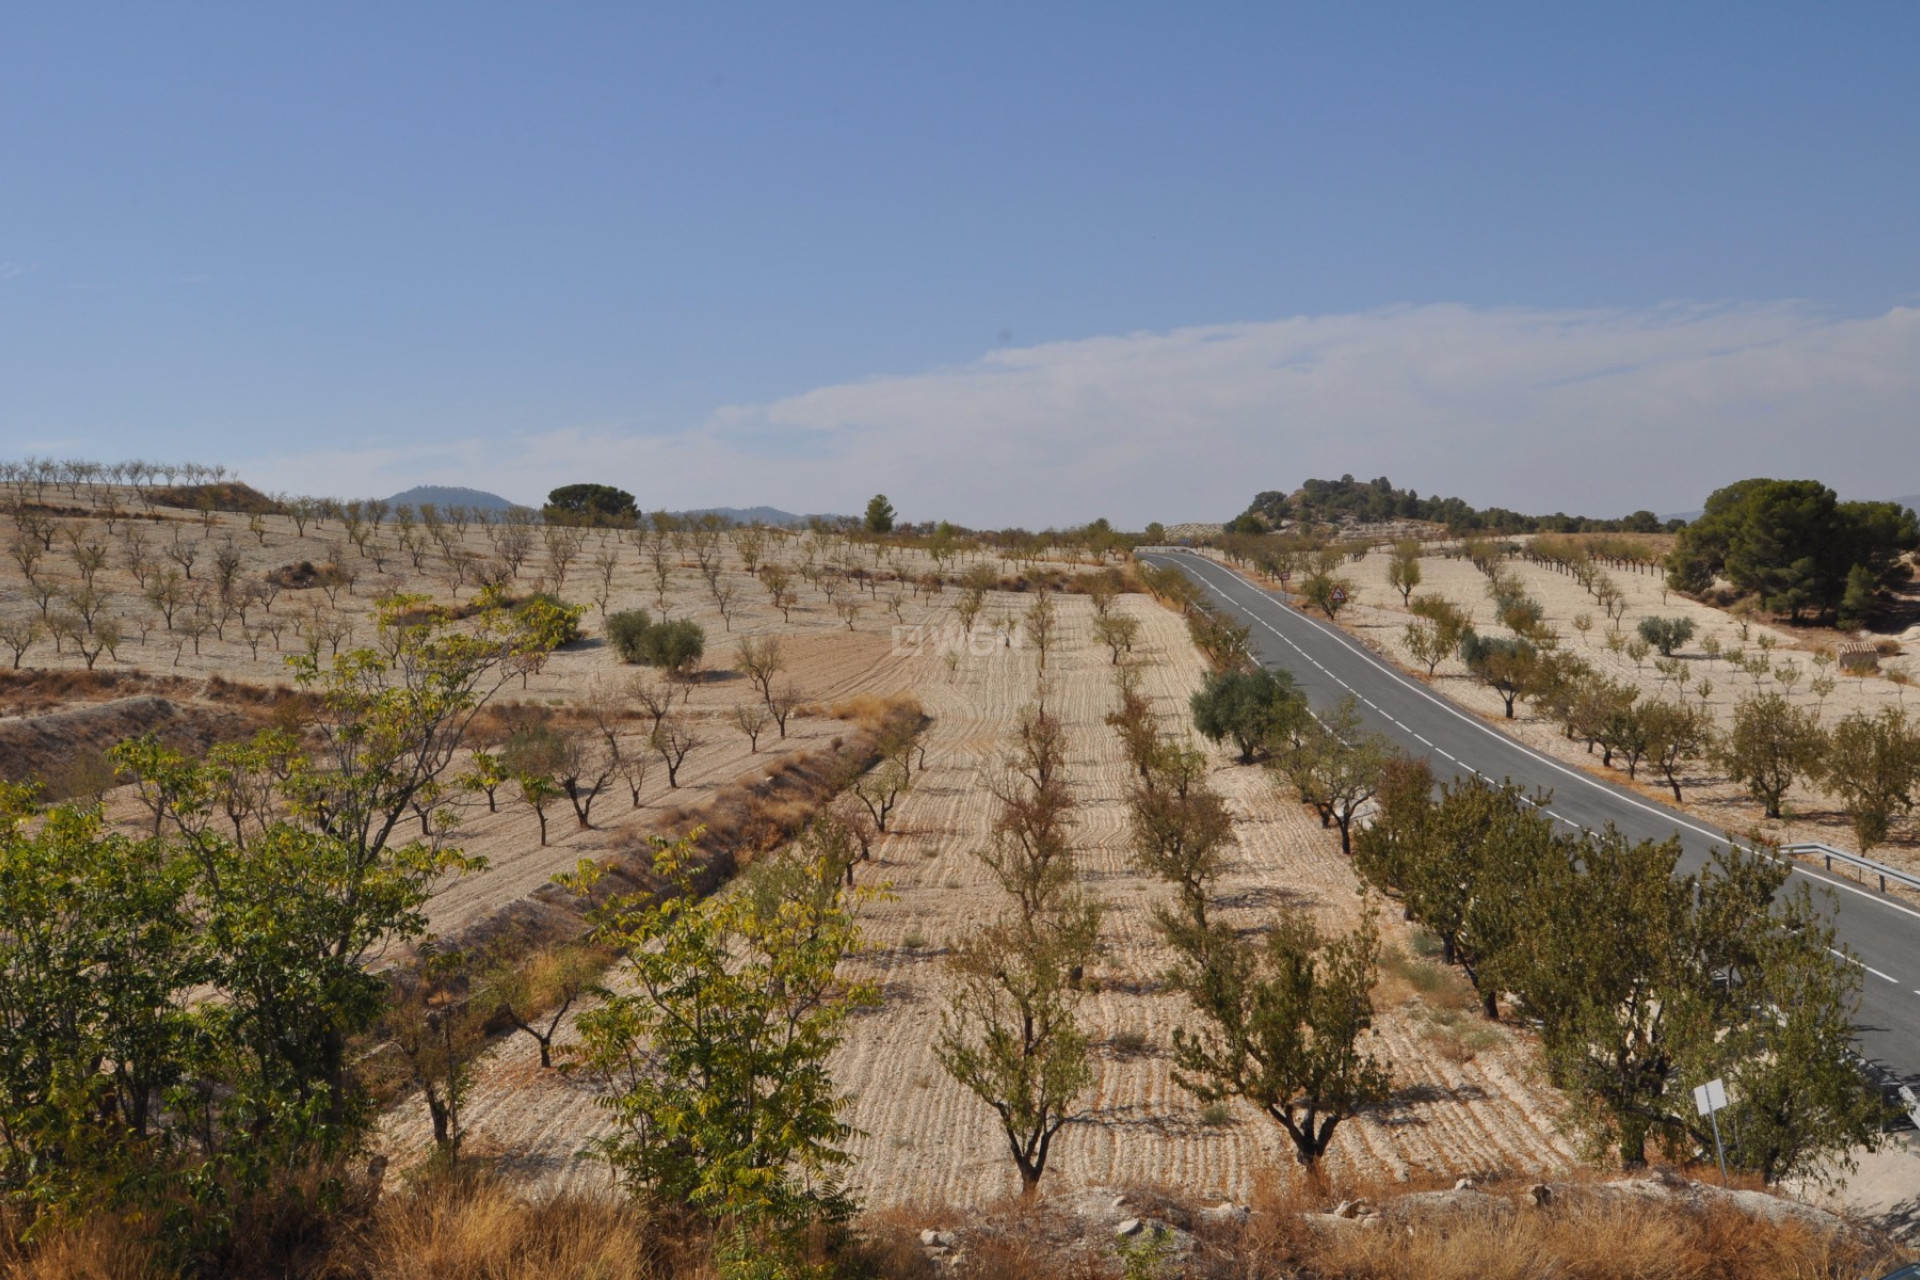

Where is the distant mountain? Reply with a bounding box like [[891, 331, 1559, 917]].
[[375, 491, 852, 526], [383, 485, 519, 512]]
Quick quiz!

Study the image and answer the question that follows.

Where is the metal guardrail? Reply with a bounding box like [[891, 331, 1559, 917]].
[[1785, 842, 1920, 896]]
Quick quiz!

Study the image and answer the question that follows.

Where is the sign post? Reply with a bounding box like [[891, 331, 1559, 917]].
[[1692, 1078, 1729, 1186]]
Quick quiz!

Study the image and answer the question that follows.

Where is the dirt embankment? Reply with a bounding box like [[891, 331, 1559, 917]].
[[0, 695, 255, 796]]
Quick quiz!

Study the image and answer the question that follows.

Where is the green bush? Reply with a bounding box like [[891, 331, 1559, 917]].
[[606, 610, 705, 674], [1190, 667, 1309, 763], [1636, 615, 1696, 656], [606, 609, 654, 663]]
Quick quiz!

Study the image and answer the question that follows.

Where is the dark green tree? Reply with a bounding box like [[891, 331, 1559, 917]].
[[545, 483, 637, 523], [1190, 667, 1310, 763], [606, 610, 706, 677], [864, 494, 896, 534], [1665, 479, 1918, 622], [1636, 615, 1696, 657]]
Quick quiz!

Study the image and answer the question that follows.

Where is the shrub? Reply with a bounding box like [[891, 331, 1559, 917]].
[[605, 611, 706, 674], [1190, 667, 1309, 763], [606, 609, 654, 663], [514, 592, 585, 648], [1637, 615, 1696, 657], [645, 618, 706, 673]]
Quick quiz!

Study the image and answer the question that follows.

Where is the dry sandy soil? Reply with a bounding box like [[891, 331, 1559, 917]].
[[2, 488, 1576, 1208], [1247, 540, 1920, 880], [379, 590, 1577, 1207]]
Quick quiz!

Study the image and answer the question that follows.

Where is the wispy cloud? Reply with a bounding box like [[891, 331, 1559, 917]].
[[246, 300, 1920, 526]]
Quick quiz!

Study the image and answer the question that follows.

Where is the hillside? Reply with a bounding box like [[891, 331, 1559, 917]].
[[382, 484, 520, 511]]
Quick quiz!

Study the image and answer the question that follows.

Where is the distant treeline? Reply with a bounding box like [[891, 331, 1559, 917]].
[[1235, 474, 1682, 536], [0, 456, 1155, 559]]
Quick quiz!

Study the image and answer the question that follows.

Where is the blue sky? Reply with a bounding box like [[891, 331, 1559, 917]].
[[3, 3, 1917, 525]]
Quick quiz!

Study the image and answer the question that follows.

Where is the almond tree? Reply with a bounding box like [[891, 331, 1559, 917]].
[[1092, 611, 1139, 664], [1167, 908, 1390, 1168], [0, 616, 36, 668], [1386, 540, 1422, 604], [1127, 740, 1235, 929], [730, 701, 771, 752], [489, 943, 603, 1069], [565, 830, 874, 1254], [938, 704, 1100, 1196], [1274, 696, 1394, 855], [1023, 590, 1057, 669], [1718, 691, 1826, 819], [1824, 707, 1920, 855], [735, 634, 785, 712], [651, 713, 699, 787], [1641, 699, 1715, 803]]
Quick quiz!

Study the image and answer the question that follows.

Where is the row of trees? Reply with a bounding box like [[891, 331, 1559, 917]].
[[1384, 548, 1920, 855], [1236, 474, 1679, 537], [1161, 563, 1883, 1182], [1353, 768, 1881, 1176]]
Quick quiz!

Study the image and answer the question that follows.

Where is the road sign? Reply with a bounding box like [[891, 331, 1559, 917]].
[[1692, 1079, 1727, 1116], [1692, 1078, 1730, 1184]]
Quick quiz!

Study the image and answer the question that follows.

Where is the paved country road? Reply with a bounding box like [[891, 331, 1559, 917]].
[[1138, 550, 1920, 1091]]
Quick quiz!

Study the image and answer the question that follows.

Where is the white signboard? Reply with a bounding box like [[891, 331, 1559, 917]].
[[1693, 1078, 1727, 1116]]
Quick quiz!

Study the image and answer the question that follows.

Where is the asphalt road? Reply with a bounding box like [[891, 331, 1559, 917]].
[[1138, 549, 1920, 1089]]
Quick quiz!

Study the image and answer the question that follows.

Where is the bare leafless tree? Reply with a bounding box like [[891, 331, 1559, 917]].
[[651, 714, 699, 787], [730, 701, 771, 752]]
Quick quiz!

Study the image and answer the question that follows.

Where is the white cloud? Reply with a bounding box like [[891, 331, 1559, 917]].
[[245, 300, 1920, 527]]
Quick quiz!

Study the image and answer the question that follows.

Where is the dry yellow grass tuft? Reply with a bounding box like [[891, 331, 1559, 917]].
[[355, 1176, 670, 1280], [4, 1168, 1906, 1280]]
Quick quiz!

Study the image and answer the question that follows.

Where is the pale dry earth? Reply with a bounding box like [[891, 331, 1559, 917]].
[[0, 490, 1577, 1209], [379, 592, 1577, 1206]]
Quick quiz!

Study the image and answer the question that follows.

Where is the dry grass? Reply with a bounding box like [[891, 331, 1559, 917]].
[[0, 1213, 159, 1280], [1264, 1196, 1888, 1280], [352, 1175, 673, 1280], [3, 1169, 1906, 1280]]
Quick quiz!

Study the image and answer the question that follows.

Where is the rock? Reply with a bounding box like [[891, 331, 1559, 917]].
[[1525, 1183, 1553, 1208], [1114, 1217, 1143, 1238], [1453, 1177, 1478, 1191], [1333, 1198, 1372, 1219], [1199, 1202, 1249, 1225], [919, 1229, 956, 1249], [1110, 1194, 1130, 1212]]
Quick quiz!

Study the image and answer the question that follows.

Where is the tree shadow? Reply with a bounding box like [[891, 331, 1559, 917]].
[[1378, 1081, 1491, 1127]]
